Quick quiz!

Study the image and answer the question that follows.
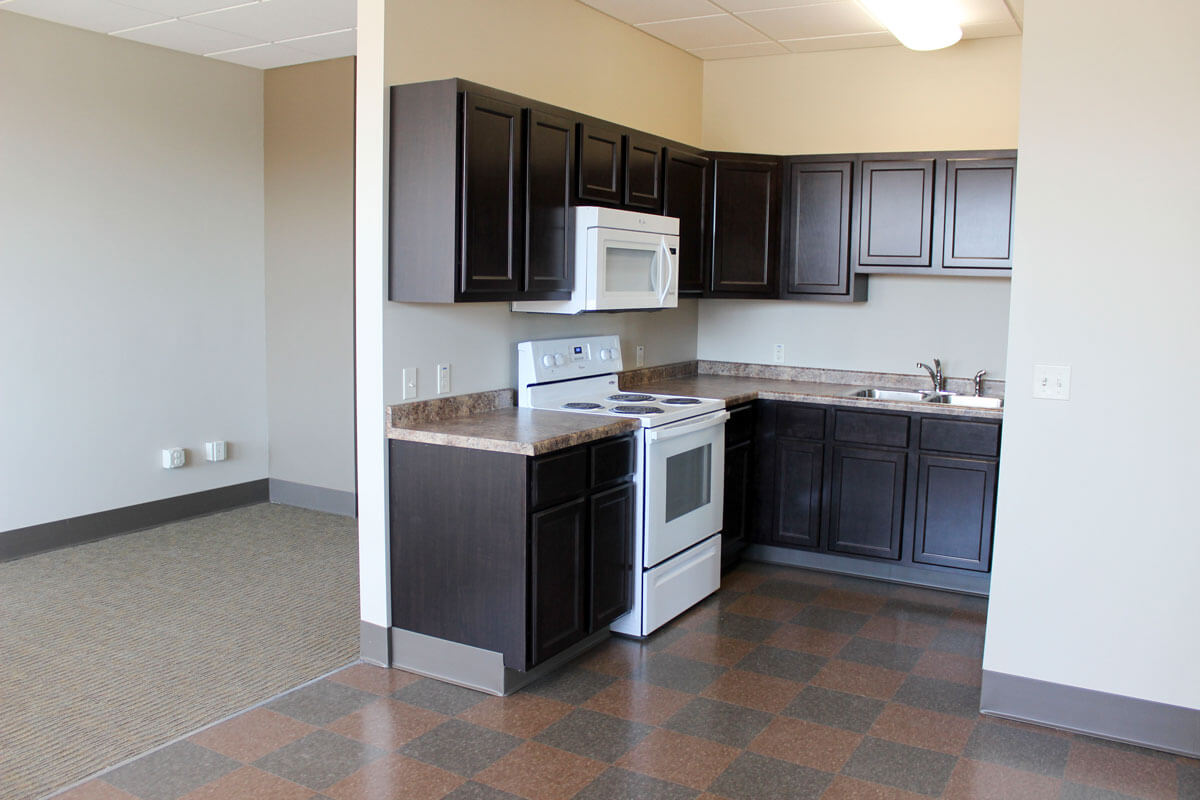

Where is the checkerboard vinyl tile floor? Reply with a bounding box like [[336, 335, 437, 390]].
[[56, 563, 1200, 800]]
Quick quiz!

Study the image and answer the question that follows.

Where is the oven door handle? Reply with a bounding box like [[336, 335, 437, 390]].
[[646, 410, 730, 442]]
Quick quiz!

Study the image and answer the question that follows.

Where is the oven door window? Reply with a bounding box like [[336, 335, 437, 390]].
[[665, 444, 712, 522]]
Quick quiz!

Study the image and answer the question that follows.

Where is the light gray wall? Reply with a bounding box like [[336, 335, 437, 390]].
[[0, 11, 267, 532], [984, 0, 1200, 709], [264, 57, 355, 494]]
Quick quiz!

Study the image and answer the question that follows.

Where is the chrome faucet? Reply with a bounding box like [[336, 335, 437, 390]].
[[917, 359, 944, 392], [973, 370, 987, 397]]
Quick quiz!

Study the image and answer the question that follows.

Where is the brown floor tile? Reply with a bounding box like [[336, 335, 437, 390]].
[[945, 608, 988, 631], [327, 664, 423, 696], [324, 753, 464, 800], [1064, 739, 1179, 799], [724, 593, 804, 621], [189, 708, 317, 763], [748, 716, 861, 772], [770, 567, 836, 586], [911, 650, 983, 687], [814, 588, 887, 615], [53, 781, 141, 800], [573, 638, 645, 678], [809, 659, 906, 701], [665, 631, 758, 667], [326, 698, 448, 750], [867, 703, 976, 755], [721, 570, 768, 593], [891, 585, 961, 608], [700, 669, 804, 713], [457, 692, 573, 738], [616, 728, 740, 791], [942, 758, 1062, 800], [582, 678, 694, 726], [990, 715, 1072, 738], [857, 615, 939, 649], [766, 624, 852, 659], [475, 741, 606, 800], [820, 774, 930, 800], [672, 602, 720, 631], [178, 766, 313, 800]]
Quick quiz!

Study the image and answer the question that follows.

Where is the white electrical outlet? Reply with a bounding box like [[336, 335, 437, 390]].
[[436, 363, 451, 394], [635, 345, 645, 367], [402, 367, 417, 400], [205, 441, 227, 462], [774, 343, 785, 363], [161, 447, 185, 469], [1032, 364, 1071, 400]]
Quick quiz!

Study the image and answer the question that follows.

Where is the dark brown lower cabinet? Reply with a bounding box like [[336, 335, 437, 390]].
[[829, 445, 906, 559], [589, 484, 635, 628], [913, 454, 997, 571], [774, 438, 824, 549], [720, 403, 756, 568], [530, 498, 588, 665]]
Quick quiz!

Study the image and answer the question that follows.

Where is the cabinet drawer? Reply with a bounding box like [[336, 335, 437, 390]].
[[920, 418, 1001, 457], [725, 403, 754, 445], [590, 435, 635, 487], [530, 447, 588, 509], [777, 404, 825, 440], [834, 410, 909, 448]]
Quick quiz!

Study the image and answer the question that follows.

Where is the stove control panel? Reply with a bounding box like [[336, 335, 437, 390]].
[[517, 335, 623, 386]]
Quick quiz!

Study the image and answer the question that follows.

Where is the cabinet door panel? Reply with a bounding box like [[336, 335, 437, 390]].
[[829, 446, 905, 559], [460, 92, 522, 297], [774, 438, 824, 549], [525, 109, 574, 294], [625, 134, 663, 211], [710, 158, 780, 296], [913, 455, 996, 571], [943, 158, 1016, 269], [858, 158, 934, 268], [590, 483, 635, 630], [722, 439, 753, 553], [577, 122, 621, 204], [663, 148, 709, 295], [785, 161, 853, 296], [530, 498, 588, 664]]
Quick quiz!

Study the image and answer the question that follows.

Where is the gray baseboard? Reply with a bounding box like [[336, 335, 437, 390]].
[[0, 479, 269, 562], [981, 669, 1200, 758], [268, 478, 356, 517], [743, 544, 990, 596], [360, 620, 390, 667]]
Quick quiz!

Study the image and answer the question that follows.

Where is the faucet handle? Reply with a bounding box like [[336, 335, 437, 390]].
[[973, 369, 987, 396]]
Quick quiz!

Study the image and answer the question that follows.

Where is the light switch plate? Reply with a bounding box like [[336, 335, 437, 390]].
[[402, 367, 417, 400], [1033, 364, 1071, 400], [774, 343, 785, 363], [436, 363, 450, 395]]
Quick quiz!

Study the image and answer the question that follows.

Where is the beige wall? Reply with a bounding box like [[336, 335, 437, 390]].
[[264, 57, 356, 497], [696, 37, 1021, 380]]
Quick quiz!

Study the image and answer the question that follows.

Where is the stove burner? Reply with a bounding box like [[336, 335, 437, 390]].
[[562, 402, 603, 410], [608, 393, 654, 402], [612, 405, 664, 414], [660, 397, 702, 405]]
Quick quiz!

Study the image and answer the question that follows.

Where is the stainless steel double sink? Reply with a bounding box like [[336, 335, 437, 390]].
[[845, 387, 1004, 409]]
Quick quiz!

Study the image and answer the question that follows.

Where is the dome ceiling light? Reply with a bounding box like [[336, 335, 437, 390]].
[[856, 0, 964, 51]]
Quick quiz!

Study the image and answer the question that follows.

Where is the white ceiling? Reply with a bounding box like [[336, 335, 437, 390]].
[[578, 0, 1023, 59], [0, 0, 355, 69]]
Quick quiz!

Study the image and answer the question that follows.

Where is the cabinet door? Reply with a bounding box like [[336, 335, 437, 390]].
[[589, 483, 635, 630], [529, 498, 588, 665], [624, 134, 663, 211], [774, 438, 824, 549], [709, 158, 781, 297], [459, 92, 523, 298], [525, 109, 574, 295], [829, 445, 906, 559], [722, 439, 753, 556], [943, 157, 1016, 271], [913, 455, 997, 571], [663, 148, 710, 296], [577, 122, 622, 204], [856, 158, 935, 270], [783, 160, 857, 298]]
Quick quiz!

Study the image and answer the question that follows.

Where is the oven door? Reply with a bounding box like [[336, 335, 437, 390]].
[[589, 227, 678, 310], [642, 410, 729, 567]]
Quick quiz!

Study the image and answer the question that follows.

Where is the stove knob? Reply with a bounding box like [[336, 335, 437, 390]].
[[553, 353, 565, 366], [599, 348, 611, 361], [541, 354, 554, 368]]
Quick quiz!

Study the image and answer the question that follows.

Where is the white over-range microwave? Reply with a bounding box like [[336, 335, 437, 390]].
[[511, 206, 680, 314]]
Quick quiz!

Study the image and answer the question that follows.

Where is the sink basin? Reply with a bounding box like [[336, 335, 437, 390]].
[[924, 394, 1004, 409], [847, 388, 928, 402]]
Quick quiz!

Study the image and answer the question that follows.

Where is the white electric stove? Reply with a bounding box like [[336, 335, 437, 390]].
[[517, 335, 727, 637]]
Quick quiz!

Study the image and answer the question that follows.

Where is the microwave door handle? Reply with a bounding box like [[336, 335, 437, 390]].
[[656, 238, 672, 305], [646, 410, 730, 442]]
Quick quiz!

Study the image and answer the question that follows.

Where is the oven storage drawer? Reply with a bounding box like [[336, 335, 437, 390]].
[[642, 535, 721, 633]]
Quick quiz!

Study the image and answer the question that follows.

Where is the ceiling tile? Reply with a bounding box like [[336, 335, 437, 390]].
[[956, 0, 1016, 25], [207, 41, 314, 68], [111, 0, 247, 17], [962, 19, 1020, 38], [737, 2, 884, 39], [579, 0, 724, 25], [112, 17, 264, 53], [637, 13, 768, 50], [2, 0, 168, 32], [1005, 0, 1023, 25], [190, 0, 353, 42], [282, 27, 354, 58], [780, 30, 898, 52], [713, 0, 829, 12], [688, 40, 788, 59]]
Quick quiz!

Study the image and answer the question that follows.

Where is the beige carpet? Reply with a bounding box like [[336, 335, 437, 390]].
[[0, 503, 359, 800]]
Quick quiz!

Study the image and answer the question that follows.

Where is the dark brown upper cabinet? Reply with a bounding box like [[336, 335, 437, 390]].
[[525, 109, 574, 294], [663, 147, 710, 296], [942, 156, 1016, 271], [781, 157, 866, 302], [855, 156, 936, 271], [577, 121, 622, 205], [623, 133, 663, 211], [708, 155, 781, 298]]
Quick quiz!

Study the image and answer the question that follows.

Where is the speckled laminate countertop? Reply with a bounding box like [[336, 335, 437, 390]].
[[386, 405, 640, 456]]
